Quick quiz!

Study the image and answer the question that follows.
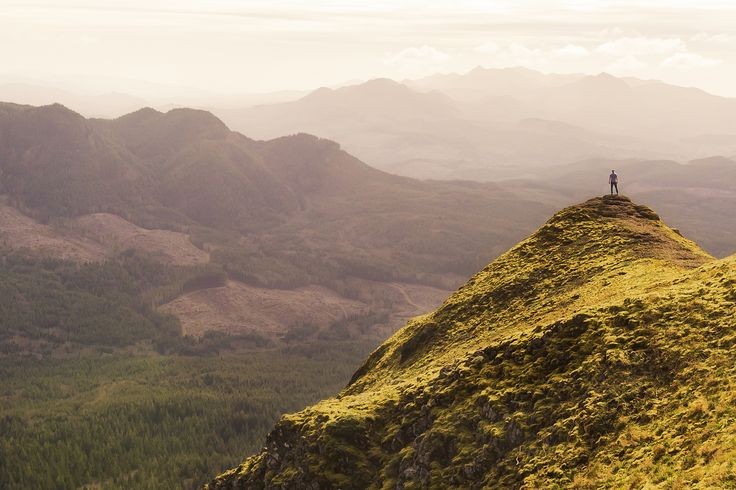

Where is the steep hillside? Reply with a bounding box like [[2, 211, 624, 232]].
[[0, 102, 555, 290], [0, 102, 558, 354], [210, 196, 736, 488], [0, 102, 150, 218]]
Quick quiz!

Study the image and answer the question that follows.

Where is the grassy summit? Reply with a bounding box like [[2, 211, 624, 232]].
[[208, 195, 736, 488]]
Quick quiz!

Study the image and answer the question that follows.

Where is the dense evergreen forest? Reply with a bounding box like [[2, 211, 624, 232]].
[[0, 249, 232, 355], [0, 248, 376, 489], [0, 344, 374, 489]]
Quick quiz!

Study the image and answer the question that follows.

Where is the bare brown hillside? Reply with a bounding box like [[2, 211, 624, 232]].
[[0, 202, 208, 266], [69, 213, 209, 266], [0, 203, 105, 262], [159, 281, 368, 338], [159, 279, 449, 342]]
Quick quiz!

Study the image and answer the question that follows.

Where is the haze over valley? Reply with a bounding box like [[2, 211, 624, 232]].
[[9, 68, 736, 183], [216, 69, 736, 181], [3, 1, 736, 489]]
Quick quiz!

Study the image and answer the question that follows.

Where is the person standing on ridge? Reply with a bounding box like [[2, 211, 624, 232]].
[[609, 170, 619, 195]]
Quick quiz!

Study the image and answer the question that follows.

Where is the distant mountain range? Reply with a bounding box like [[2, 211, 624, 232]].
[[5, 68, 736, 183], [0, 101, 554, 267], [213, 67, 736, 181], [0, 82, 306, 118]]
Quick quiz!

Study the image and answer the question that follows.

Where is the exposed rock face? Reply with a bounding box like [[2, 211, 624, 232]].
[[208, 196, 736, 488]]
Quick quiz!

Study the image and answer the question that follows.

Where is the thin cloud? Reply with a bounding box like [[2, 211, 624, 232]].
[[3, 0, 736, 96], [606, 55, 647, 75], [597, 37, 686, 56], [475, 41, 500, 54], [661, 52, 722, 68], [384, 45, 450, 65], [690, 32, 736, 45], [554, 44, 589, 58]]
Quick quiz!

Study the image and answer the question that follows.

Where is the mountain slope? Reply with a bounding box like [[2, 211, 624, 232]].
[[0, 102, 151, 218], [209, 196, 736, 488], [216, 78, 460, 141], [0, 102, 553, 282], [0, 102, 558, 353], [214, 68, 736, 181]]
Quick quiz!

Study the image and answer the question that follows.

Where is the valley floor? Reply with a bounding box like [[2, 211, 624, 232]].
[[0, 342, 375, 490]]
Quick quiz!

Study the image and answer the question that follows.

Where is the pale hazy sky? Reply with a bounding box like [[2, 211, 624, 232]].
[[2, 0, 736, 97]]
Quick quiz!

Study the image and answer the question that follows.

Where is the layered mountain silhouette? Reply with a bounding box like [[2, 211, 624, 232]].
[[5, 68, 736, 182], [209, 196, 736, 488], [0, 101, 549, 251], [215, 68, 736, 181], [407, 66, 581, 101], [0, 101, 557, 351]]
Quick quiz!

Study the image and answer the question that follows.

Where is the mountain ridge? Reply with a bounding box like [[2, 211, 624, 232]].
[[215, 68, 736, 182], [0, 101, 556, 355], [208, 195, 736, 489]]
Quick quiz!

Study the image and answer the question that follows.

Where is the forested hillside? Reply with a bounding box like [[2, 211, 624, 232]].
[[0, 101, 553, 489], [0, 102, 552, 290]]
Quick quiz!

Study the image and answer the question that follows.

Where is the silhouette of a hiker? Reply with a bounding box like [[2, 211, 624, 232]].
[[609, 170, 619, 195]]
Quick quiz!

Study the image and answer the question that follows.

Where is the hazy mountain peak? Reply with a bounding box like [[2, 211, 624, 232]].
[[107, 106, 230, 158], [305, 86, 333, 97], [362, 77, 402, 87], [574, 72, 631, 92], [275, 77, 459, 124], [114, 106, 227, 131], [2, 101, 87, 122], [114, 106, 163, 123], [266, 131, 340, 149], [40, 102, 83, 115], [316, 77, 412, 98], [161, 107, 229, 133], [0, 101, 88, 147]]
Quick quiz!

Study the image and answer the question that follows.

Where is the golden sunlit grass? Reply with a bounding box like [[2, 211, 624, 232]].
[[209, 196, 736, 489]]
